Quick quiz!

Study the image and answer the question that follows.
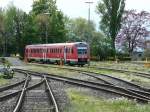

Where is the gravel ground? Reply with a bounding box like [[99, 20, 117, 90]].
[[0, 95, 19, 112], [0, 84, 23, 96], [21, 84, 51, 112], [67, 73, 108, 84], [48, 79, 70, 112], [27, 75, 42, 87], [5, 57, 25, 66], [65, 83, 122, 100]]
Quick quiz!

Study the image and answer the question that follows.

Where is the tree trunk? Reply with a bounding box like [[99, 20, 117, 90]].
[[111, 37, 116, 59]]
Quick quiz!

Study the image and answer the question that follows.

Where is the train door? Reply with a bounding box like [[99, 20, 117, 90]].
[[64, 46, 66, 63], [44, 47, 47, 61], [42, 47, 46, 61]]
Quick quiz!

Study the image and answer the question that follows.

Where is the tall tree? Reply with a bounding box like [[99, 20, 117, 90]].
[[116, 10, 150, 55], [91, 32, 113, 60], [32, 0, 66, 43], [0, 8, 5, 56], [97, 0, 125, 54]]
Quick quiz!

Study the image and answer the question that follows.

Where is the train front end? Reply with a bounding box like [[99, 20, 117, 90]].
[[76, 42, 90, 65]]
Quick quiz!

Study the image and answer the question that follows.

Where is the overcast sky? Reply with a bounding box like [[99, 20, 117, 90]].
[[0, 0, 150, 29]]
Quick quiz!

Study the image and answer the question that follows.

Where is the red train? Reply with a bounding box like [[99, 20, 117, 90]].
[[25, 42, 90, 66]]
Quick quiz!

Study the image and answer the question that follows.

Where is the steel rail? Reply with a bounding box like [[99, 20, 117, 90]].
[[90, 66, 150, 79], [44, 75, 149, 103], [45, 75, 150, 100], [0, 79, 45, 101], [45, 77, 59, 112], [13, 69, 150, 99], [15, 65, 149, 92], [15, 69, 150, 95], [15, 69, 150, 99], [15, 69, 150, 103], [36, 65, 150, 91], [82, 72, 150, 98], [13, 75, 30, 112], [0, 79, 25, 92]]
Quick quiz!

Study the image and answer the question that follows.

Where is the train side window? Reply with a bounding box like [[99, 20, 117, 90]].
[[58, 49, 60, 53]]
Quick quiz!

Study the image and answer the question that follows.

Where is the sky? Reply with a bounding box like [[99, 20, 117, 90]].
[[0, 0, 150, 29]]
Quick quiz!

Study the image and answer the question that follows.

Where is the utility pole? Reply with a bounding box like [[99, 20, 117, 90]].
[[85, 1, 93, 24], [43, 13, 51, 44], [85, 1, 93, 66], [85, 1, 93, 43]]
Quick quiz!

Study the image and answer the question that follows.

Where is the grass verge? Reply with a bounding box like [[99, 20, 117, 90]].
[[0, 74, 8, 86], [65, 88, 150, 112]]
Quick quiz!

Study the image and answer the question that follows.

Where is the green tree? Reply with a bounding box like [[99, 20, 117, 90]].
[[32, 0, 66, 43], [91, 32, 113, 60], [0, 9, 5, 56], [66, 17, 95, 42], [97, 0, 125, 54], [4, 5, 27, 56]]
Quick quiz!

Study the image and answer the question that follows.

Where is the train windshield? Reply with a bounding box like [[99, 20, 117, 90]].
[[77, 48, 87, 55]]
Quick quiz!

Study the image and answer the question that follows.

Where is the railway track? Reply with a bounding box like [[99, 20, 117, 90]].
[[14, 69, 150, 103], [89, 66, 150, 79], [0, 74, 59, 112], [27, 64, 150, 91]]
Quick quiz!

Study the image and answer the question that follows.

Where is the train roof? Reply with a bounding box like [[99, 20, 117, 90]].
[[26, 42, 87, 48]]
